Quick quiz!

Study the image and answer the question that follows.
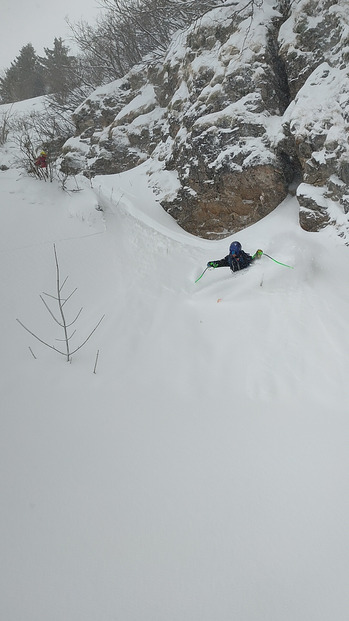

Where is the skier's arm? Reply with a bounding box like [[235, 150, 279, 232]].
[[207, 256, 230, 268]]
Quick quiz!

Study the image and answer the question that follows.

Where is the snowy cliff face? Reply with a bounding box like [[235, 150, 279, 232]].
[[61, 0, 349, 240], [277, 0, 349, 237]]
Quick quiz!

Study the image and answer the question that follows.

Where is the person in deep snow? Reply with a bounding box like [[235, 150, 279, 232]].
[[207, 241, 263, 273]]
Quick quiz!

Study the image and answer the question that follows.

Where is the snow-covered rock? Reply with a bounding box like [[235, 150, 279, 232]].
[[279, 0, 349, 236], [61, 0, 349, 240]]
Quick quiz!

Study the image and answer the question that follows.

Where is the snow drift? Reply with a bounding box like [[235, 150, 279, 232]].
[[1, 147, 349, 619]]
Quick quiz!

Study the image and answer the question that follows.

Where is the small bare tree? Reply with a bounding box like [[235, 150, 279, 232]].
[[68, 0, 262, 88], [17, 244, 104, 362], [0, 105, 13, 145]]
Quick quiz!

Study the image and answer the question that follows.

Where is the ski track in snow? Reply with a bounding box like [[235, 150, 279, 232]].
[[1, 164, 349, 621]]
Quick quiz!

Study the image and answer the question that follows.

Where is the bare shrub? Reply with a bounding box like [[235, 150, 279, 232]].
[[10, 104, 74, 181], [68, 0, 225, 84], [0, 105, 13, 145]]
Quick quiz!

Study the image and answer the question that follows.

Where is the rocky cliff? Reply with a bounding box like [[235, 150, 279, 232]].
[[61, 0, 349, 240]]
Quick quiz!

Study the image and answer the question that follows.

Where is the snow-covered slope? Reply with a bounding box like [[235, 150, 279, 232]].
[[1, 161, 349, 620]]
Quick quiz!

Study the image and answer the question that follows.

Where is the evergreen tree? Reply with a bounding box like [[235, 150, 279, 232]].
[[40, 38, 79, 105], [0, 44, 45, 103], [0, 65, 18, 103]]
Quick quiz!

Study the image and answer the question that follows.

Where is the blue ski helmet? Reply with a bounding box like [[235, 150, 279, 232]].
[[229, 241, 242, 255]]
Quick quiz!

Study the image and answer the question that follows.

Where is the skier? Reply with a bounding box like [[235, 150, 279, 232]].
[[34, 151, 47, 169], [207, 241, 263, 273]]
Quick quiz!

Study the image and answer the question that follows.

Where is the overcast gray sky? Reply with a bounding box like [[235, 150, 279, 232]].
[[0, 0, 102, 72]]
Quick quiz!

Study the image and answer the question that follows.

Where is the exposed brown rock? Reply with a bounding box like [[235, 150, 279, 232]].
[[163, 165, 288, 238]]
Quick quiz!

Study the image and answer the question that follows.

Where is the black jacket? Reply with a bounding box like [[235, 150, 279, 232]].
[[212, 250, 253, 272]]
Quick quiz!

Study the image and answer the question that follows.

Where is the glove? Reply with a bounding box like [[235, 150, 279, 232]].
[[254, 249, 263, 259], [207, 261, 219, 268]]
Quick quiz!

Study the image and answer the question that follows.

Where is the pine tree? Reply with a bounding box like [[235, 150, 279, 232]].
[[0, 65, 18, 103], [0, 44, 45, 103], [40, 38, 79, 105]]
